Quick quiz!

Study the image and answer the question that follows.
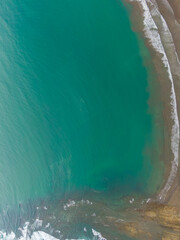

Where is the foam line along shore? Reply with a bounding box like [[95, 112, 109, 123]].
[[125, 0, 180, 203]]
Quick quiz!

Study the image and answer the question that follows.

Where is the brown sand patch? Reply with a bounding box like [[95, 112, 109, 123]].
[[167, 0, 180, 24]]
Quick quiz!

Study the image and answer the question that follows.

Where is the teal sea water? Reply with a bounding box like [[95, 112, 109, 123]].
[[0, 0, 164, 238]]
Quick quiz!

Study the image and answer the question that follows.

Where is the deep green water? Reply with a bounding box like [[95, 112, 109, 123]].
[[0, 0, 164, 238]]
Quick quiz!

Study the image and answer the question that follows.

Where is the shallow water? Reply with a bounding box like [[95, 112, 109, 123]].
[[0, 0, 164, 238]]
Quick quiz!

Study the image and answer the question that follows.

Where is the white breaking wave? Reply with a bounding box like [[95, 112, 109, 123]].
[[91, 229, 107, 240], [0, 231, 59, 240], [0, 230, 105, 240], [63, 199, 93, 210], [129, 0, 179, 201], [29, 231, 59, 240], [0, 219, 106, 240]]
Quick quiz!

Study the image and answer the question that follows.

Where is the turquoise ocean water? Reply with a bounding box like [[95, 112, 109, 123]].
[[0, 0, 164, 238]]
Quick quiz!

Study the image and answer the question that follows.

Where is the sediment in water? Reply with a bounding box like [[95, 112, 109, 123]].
[[125, 0, 180, 203]]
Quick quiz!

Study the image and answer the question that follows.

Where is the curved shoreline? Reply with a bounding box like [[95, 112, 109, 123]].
[[126, 0, 180, 203]]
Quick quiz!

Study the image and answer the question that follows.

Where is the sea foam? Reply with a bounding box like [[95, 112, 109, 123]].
[[129, 0, 180, 201], [0, 218, 105, 240]]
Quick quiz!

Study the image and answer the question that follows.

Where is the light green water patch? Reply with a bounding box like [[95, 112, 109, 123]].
[[0, 0, 163, 212]]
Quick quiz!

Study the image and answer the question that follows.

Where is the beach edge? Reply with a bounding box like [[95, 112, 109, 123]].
[[124, 0, 180, 205]]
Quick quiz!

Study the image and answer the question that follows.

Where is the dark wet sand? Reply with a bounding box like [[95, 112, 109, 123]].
[[127, 0, 180, 207], [157, 0, 180, 60], [125, 0, 180, 205], [156, 0, 180, 208], [167, 0, 180, 24], [109, 1, 180, 238]]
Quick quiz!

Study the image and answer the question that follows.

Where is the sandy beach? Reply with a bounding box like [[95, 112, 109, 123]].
[[103, 0, 180, 238], [0, 0, 179, 239], [152, 0, 180, 208], [125, 0, 180, 205], [113, 0, 180, 238], [109, 1, 180, 237], [0, 1, 179, 239], [158, 0, 180, 207], [92, 1, 180, 238]]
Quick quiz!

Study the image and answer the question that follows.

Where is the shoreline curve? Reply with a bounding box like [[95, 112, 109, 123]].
[[126, 0, 180, 203]]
